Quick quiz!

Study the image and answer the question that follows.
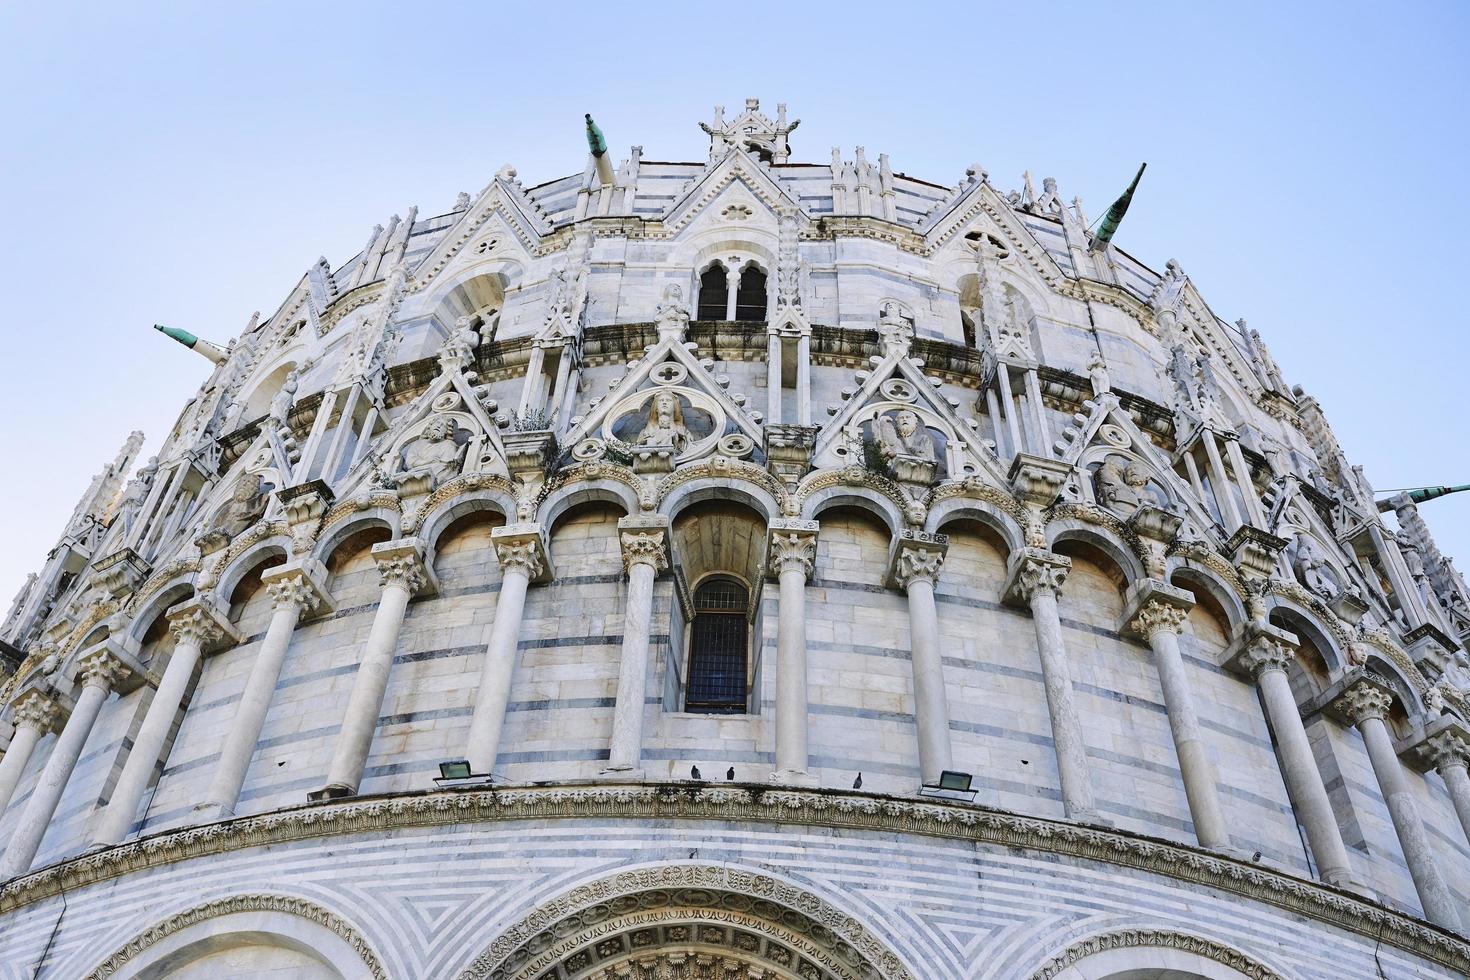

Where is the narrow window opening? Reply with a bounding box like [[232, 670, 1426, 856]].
[[685, 577, 749, 713], [735, 266, 768, 322], [697, 264, 728, 321]]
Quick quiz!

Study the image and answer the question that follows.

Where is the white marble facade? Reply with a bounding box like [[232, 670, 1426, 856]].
[[3, 100, 1470, 978]]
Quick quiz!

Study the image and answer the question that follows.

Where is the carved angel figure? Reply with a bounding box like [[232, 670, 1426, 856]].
[[1095, 456, 1150, 517], [1291, 535, 1339, 601], [393, 417, 465, 492], [874, 410, 936, 465], [268, 367, 300, 426], [877, 301, 914, 354], [1086, 350, 1111, 396], [654, 283, 690, 337], [634, 391, 692, 453]]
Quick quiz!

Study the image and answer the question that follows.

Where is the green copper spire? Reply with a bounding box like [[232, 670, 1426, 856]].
[[154, 324, 228, 365], [584, 113, 607, 157], [1376, 485, 1470, 512], [1092, 163, 1146, 249]]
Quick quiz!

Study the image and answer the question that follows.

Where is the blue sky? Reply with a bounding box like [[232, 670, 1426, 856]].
[[1, 2, 1467, 604]]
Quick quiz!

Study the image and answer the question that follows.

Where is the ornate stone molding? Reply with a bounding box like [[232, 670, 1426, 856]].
[[83, 892, 388, 980], [1027, 927, 1285, 980], [0, 783, 1466, 974]]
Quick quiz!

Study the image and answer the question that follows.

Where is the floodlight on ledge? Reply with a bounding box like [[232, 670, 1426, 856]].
[[919, 770, 977, 801], [435, 759, 491, 786]]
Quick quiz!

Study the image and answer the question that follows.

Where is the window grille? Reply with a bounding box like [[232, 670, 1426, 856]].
[[686, 577, 749, 713]]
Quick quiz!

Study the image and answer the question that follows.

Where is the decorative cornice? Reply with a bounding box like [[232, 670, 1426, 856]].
[[1027, 927, 1285, 980], [83, 892, 387, 980], [0, 784, 1464, 974]]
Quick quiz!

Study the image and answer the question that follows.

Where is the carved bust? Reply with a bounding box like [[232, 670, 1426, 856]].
[[1291, 535, 1339, 601], [875, 410, 936, 466], [654, 283, 690, 337], [210, 474, 269, 538], [634, 391, 692, 453]]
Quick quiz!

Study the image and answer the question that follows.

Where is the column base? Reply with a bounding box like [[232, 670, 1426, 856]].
[[770, 769, 818, 787], [599, 767, 647, 783], [307, 784, 354, 802]]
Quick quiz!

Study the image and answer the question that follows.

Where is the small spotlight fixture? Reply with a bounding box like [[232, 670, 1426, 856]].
[[920, 769, 977, 801], [439, 760, 473, 781]]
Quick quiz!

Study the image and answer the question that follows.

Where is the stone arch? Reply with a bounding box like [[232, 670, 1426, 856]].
[[538, 477, 639, 533], [240, 359, 299, 425], [799, 482, 904, 539], [1045, 517, 1146, 586], [1167, 562, 1248, 635], [417, 487, 518, 560], [455, 862, 916, 980], [310, 509, 401, 569], [119, 574, 197, 650], [1026, 926, 1290, 980], [81, 893, 386, 980], [213, 535, 293, 608], [1265, 599, 1344, 703], [927, 496, 1026, 555], [660, 474, 782, 526], [425, 262, 523, 333]]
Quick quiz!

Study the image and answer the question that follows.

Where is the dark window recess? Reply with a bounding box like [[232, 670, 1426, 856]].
[[686, 577, 749, 713], [734, 266, 767, 322], [697, 265, 728, 320], [961, 310, 978, 349]]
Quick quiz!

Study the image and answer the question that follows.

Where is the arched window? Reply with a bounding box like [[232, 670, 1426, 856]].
[[697, 264, 728, 321], [960, 310, 978, 349], [735, 265, 768, 322], [686, 577, 749, 713]]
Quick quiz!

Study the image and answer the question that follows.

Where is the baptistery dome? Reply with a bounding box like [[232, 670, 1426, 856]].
[[3, 99, 1470, 979]]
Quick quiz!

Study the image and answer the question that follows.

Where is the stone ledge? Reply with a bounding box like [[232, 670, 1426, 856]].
[[0, 781, 1466, 975]]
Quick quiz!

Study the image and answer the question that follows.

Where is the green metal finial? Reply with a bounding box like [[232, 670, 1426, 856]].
[[153, 323, 228, 365], [1092, 163, 1146, 249], [585, 113, 607, 157], [1375, 485, 1470, 512]]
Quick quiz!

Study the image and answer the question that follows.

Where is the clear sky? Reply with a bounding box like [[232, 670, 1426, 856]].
[[1, 2, 1467, 606]]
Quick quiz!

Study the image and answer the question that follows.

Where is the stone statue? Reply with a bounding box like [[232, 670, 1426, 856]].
[[1194, 351, 1219, 413], [1168, 342, 1199, 411], [268, 367, 300, 426], [441, 315, 481, 368], [1095, 456, 1150, 517], [874, 410, 937, 475], [116, 456, 158, 530], [877, 301, 914, 355], [654, 283, 690, 339], [1292, 535, 1339, 601], [393, 417, 465, 494], [1086, 350, 1111, 396], [1036, 177, 1061, 213], [1400, 538, 1435, 606], [634, 391, 692, 453], [1442, 651, 1470, 694], [209, 474, 268, 538]]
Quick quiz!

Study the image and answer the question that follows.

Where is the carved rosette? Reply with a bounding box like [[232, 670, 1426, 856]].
[[620, 532, 669, 575], [75, 649, 128, 691], [1239, 638, 1294, 678], [1338, 681, 1394, 725], [9, 690, 59, 734], [1423, 730, 1470, 774], [767, 527, 818, 580], [1128, 600, 1189, 641]]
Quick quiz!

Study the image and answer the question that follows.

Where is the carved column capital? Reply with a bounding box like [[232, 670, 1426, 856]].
[[9, 690, 59, 733], [1337, 680, 1395, 725], [767, 520, 819, 580], [264, 574, 321, 615], [491, 524, 554, 583], [495, 540, 544, 578], [1004, 548, 1071, 605], [1239, 638, 1295, 678], [620, 532, 669, 574], [75, 649, 128, 691], [1128, 600, 1190, 641], [893, 547, 945, 590], [166, 599, 234, 651], [370, 538, 433, 596], [1424, 730, 1470, 773]]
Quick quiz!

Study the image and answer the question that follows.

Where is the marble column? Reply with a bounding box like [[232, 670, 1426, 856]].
[[1424, 729, 1470, 846], [313, 538, 432, 800], [1337, 680, 1460, 929], [1124, 585, 1229, 849], [795, 334, 812, 426], [0, 691, 59, 818], [465, 526, 549, 777], [93, 598, 238, 846], [1201, 433, 1243, 530], [0, 649, 127, 880], [1006, 549, 1096, 821], [891, 535, 953, 785], [766, 332, 783, 424], [768, 521, 818, 783], [1236, 630, 1354, 885], [604, 519, 668, 776], [202, 561, 331, 818]]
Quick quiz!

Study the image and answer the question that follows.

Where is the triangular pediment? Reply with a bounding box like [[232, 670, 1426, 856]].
[[661, 147, 804, 233], [561, 335, 763, 466], [921, 180, 1068, 288], [408, 178, 549, 293], [811, 347, 1011, 489]]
